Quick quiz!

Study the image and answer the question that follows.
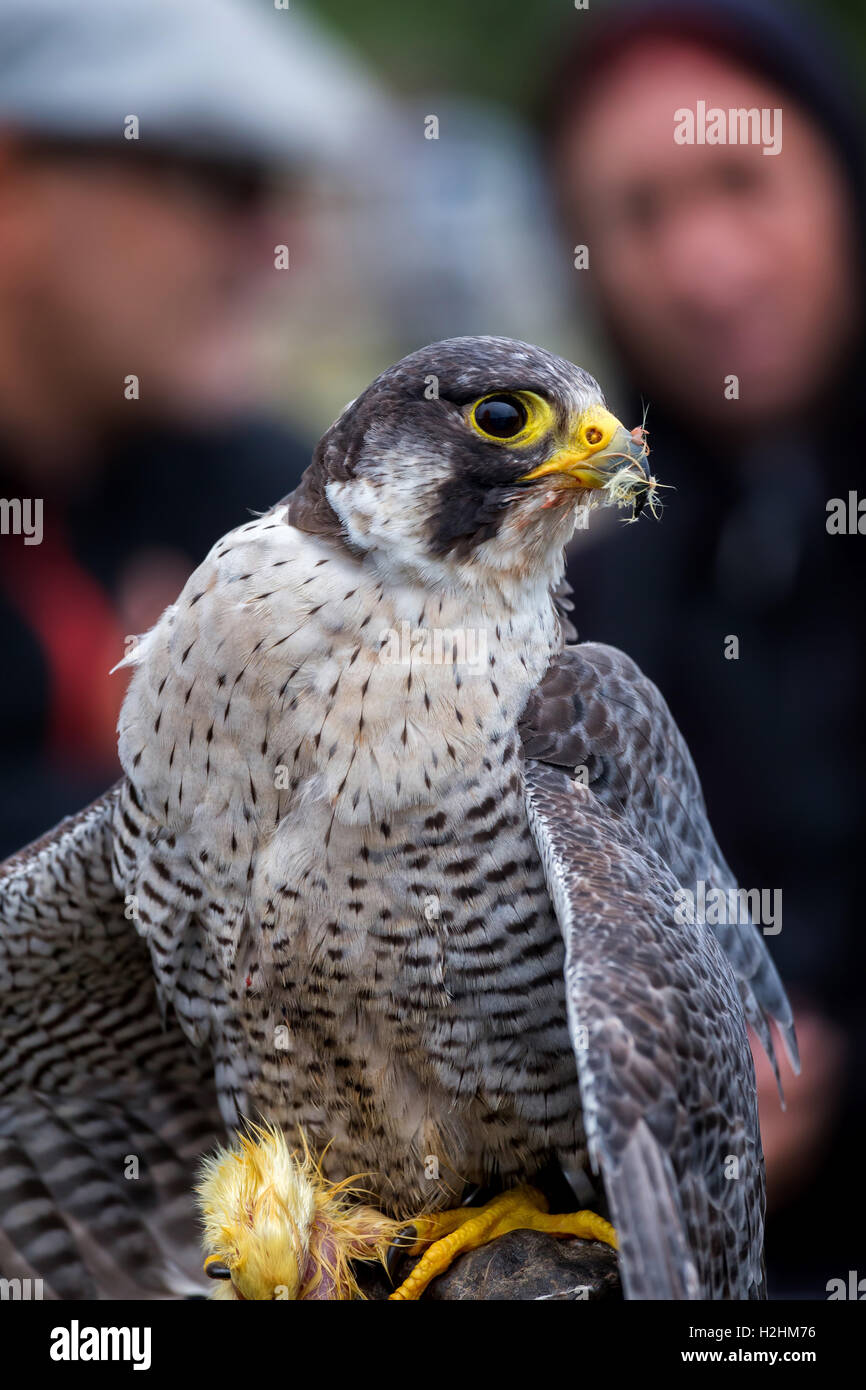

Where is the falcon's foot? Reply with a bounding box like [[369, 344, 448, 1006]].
[[388, 1185, 617, 1301]]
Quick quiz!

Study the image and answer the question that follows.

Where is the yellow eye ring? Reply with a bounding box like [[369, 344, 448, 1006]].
[[472, 394, 527, 440], [467, 390, 554, 447]]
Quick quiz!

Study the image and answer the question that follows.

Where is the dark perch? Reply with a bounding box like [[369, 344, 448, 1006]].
[[360, 1230, 621, 1301]]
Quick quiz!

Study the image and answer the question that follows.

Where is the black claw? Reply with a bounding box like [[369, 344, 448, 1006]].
[[462, 1182, 500, 1206], [387, 1227, 416, 1282]]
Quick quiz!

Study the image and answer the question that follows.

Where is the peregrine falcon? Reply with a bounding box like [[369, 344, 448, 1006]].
[[0, 336, 796, 1300]]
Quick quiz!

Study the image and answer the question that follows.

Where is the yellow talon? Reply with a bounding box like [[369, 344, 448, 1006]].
[[389, 1185, 617, 1301]]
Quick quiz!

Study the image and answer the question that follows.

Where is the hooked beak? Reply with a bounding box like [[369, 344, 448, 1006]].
[[519, 405, 650, 494]]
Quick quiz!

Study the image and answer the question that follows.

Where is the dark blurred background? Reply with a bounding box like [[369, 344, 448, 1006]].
[[0, 0, 862, 1298]]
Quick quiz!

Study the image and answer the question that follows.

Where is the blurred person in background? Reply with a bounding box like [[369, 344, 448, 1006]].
[[0, 0, 383, 853], [547, 0, 865, 1295]]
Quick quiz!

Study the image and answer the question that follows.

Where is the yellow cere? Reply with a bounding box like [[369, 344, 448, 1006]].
[[518, 405, 627, 484]]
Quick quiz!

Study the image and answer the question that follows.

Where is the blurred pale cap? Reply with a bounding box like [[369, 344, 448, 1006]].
[[0, 0, 382, 168]]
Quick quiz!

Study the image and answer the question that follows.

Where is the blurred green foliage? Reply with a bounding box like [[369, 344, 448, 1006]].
[[299, 0, 574, 108], [299, 0, 866, 115]]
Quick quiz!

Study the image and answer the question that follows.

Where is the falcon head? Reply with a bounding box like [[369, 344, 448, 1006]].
[[288, 335, 655, 591]]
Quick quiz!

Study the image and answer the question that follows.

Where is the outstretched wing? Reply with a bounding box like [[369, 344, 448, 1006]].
[[520, 643, 798, 1080], [0, 786, 223, 1298], [524, 760, 766, 1299]]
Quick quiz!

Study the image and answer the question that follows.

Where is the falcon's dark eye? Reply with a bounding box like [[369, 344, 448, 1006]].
[[472, 394, 528, 440]]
